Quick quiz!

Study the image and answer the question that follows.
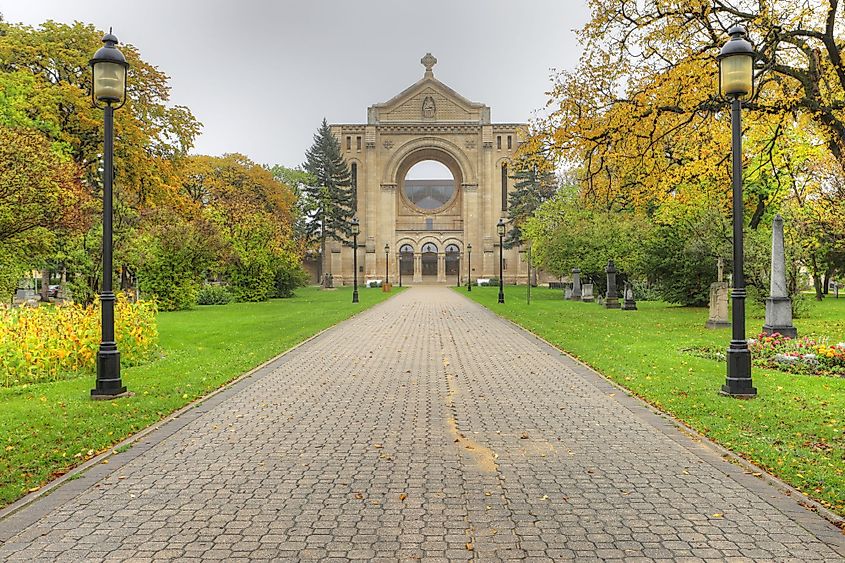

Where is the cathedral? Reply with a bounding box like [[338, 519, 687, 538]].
[[321, 53, 530, 285]]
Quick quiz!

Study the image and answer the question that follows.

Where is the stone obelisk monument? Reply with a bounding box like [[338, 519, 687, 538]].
[[570, 268, 582, 301], [762, 215, 797, 338]]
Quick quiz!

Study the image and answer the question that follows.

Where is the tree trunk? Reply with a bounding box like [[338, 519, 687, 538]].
[[823, 268, 831, 295], [811, 255, 824, 300], [40, 269, 50, 301]]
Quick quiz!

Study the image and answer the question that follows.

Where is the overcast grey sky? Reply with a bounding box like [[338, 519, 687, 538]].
[[3, 1, 590, 168]]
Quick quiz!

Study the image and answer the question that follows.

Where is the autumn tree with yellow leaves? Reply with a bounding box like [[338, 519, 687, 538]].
[[528, 0, 845, 301]]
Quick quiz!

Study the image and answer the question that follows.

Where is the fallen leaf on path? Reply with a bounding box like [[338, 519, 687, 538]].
[[465, 542, 474, 551], [399, 493, 407, 501]]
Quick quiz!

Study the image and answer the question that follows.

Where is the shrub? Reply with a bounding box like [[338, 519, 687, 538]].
[[137, 210, 222, 311], [196, 284, 232, 305], [631, 280, 661, 301], [0, 294, 158, 387], [272, 253, 308, 298]]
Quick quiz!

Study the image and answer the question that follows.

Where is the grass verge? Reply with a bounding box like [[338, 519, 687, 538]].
[[0, 286, 398, 508], [460, 286, 845, 517]]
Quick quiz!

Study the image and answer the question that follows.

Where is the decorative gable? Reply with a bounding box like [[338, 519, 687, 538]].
[[368, 53, 490, 125]]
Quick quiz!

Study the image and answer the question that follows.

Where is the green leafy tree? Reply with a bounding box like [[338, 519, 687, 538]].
[[302, 119, 354, 279]]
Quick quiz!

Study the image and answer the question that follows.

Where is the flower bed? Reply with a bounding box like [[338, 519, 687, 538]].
[[0, 295, 158, 387], [683, 332, 845, 377]]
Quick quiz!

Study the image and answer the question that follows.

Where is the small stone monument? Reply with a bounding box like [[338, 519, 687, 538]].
[[621, 281, 637, 311], [581, 283, 594, 302], [564, 285, 572, 300], [571, 268, 582, 301], [604, 260, 620, 309], [706, 259, 730, 329], [763, 215, 797, 338]]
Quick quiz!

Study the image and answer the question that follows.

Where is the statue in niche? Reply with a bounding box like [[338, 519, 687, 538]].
[[422, 95, 436, 118]]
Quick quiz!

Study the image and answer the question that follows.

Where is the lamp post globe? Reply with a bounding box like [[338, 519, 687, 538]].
[[719, 25, 757, 398], [467, 243, 472, 292], [718, 25, 755, 99], [351, 218, 359, 304], [90, 30, 129, 399], [497, 218, 506, 304]]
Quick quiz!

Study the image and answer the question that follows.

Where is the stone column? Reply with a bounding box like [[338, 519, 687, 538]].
[[605, 260, 620, 309], [437, 253, 446, 283], [571, 268, 582, 301], [413, 254, 422, 283], [763, 215, 797, 338]]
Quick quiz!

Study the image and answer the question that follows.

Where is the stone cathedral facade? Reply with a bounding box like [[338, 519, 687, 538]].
[[323, 54, 530, 285]]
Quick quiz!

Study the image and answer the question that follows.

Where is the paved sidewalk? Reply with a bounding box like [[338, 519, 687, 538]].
[[1, 287, 843, 561]]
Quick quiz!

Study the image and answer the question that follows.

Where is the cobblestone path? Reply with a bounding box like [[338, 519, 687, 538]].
[[1, 287, 844, 561]]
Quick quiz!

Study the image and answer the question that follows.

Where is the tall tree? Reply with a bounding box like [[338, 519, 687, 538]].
[[302, 119, 354, 279], [504, 156, 558, 248]]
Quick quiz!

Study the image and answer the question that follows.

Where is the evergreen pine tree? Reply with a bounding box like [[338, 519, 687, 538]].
[[504, 161, 557, 248], [302, 118, 354, 279]]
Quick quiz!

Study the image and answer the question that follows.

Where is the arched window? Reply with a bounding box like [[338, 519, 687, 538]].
[[501, 163, 508, 211], [404, 161, 456, 211], [421, 243, 438, 276], [351, 163, 358, 212], [445, 244, 460, 276], [399, 244, 414, 276]]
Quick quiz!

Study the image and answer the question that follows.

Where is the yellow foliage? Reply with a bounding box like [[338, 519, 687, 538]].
[[0, 294, 158, 387]]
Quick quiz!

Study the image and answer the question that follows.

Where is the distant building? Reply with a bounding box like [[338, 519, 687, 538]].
[[320, 53, 530, 285]]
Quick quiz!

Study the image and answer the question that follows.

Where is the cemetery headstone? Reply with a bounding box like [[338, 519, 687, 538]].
[[621, 281, 637, 310], [564, 286, 572, 300], [604, 260, 620, 309], [581, 283, 594, 302], [763, 214, 797, 338], [705, 282, 730, 329]]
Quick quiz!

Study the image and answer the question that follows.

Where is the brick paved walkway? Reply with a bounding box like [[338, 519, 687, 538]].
[[1, 287, 844, 561]]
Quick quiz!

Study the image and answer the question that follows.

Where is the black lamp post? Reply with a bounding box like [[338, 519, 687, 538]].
[[497, 218, 506, 304], [90, 30, 129, 400], [351, 218, 359, 303], [398, 253, 403, 288], [384, 243, 390, 286], [718, 25, 756, 398], [467, 243, 472, 292]]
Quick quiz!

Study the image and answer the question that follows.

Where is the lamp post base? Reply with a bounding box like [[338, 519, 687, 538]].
[[92, 349, 126, 399], [352, 291, 359, 303], [721, 348, 756, 398]]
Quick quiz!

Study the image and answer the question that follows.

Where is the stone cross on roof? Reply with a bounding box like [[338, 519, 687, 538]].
[[421, 53, 437, 77]]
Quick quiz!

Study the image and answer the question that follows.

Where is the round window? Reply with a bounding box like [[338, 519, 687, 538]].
[[403, 160, 455, 210]]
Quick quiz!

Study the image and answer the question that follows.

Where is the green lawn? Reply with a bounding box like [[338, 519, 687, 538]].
[[0, 286, 398, 508], [461, 286, 845, 517]]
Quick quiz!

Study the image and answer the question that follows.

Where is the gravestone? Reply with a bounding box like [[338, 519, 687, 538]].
[[571, 268, 582, 301], [564, 286, 572, 300], [705, 282, 730, 329], [763, 215, 797, 338], [621, 281, 637, 311], [604, 260, 620, 309], [581, 283, 594, 302]]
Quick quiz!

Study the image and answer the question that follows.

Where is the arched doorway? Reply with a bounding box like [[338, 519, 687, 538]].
[[399, 244, 414, 278], [445, 244, 460, 278], [421, 242, 438, 278]]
